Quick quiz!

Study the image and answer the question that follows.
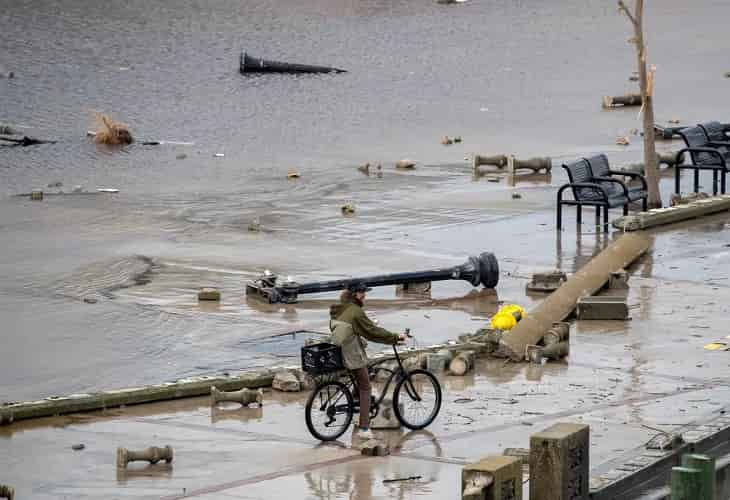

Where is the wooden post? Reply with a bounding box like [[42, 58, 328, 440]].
[[671, 466, 703, 500], [681, 454, 715, 500]]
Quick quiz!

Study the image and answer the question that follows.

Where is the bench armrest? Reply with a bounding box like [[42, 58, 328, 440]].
[[607, 170, 648, 191], [557, 182, 610, 203], [677, 147, 727, 167], [708, 140, 730, 148]]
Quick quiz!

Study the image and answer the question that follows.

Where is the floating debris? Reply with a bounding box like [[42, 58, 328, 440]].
[[287, 169, 300, 179], [97, 188, 119, 193], [93, 112, 133, 145], [395, 159, 416, 169], [341, 203, 356, 215], [441, 136, 453, 146], [616, 136, 630, 146], [357, 163, 370, 174], [213, 153, 225, 158]]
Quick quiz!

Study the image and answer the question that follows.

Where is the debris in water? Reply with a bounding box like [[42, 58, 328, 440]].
[[341, 203, 356, 215], [176, 153, 187, 160], [512, 192, 522, 199], [441, 136, 453, 146], [92, 112, 133, 145], [213, 153, 225, 157], [83, 297, 98, 304], [704, 342, 728, 351], [668, 118, 681, 124], [357, 163, 370, 174], [248, 218, 261, 232], [454, 398, 474, 404], [198, 288, 221, 301], [395, 159, 416, 169], [287, 169, 300, 179], [97, 188, 119, 193], [383, 476, 421, 484], [453, 136, 462, 143], [616, 136, 630, 146], [72, 444, 85, 451], [47, 181, 63, 188]]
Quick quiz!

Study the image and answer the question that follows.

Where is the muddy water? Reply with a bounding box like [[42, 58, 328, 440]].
[[1, 0, 730, 402]]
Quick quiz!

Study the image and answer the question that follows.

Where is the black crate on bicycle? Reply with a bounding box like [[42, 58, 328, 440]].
[[301, 343, 344, 374]]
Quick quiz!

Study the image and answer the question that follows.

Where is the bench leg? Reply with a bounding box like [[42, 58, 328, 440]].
[[694, 169, 700, 193], [723, 171, 727, 195], [557, 202, 563, 230], [595, 207, 600, 228], [675, 166, 681, 195], [576, 205, 582, 226], [603, 206, 609, 232], [623, 204, 629, 216], [713, 171, 718, 196]]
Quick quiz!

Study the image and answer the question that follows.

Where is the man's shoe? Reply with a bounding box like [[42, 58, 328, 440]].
[[354, 427, 375, 440]]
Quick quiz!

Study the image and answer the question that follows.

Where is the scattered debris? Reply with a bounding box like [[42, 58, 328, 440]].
[[30, 190, 43, 201], [453, 136, 462, 143], [0, 125, 18, 135], [198, 288, 221, 301], [703, 342, 729, 351], [247, 218, 262, 232], [287, 169, 300, 179], [357, 163, 370, 174], [670, 191, 709, 206], [210, 386, 263, 407], [449, 350, 476, 376], [341, 203, 356, 215], [668, 118, 681, 124], [507, 156, 552, 173], [616, 136, 630, 146], [629, 128, 639, 135], [526, 270, 567, 293], [213, 153, 225, 158], [511, 192, 522, 199], [454, 398, 475, 404], [426, 349, 454, 372], [486, 176, 500, 183], [395, 159, 416, 170], [0, 136, 57, 147], [93, 113, 133, 145], [628, 75, 639, 81], [72, 444, 85, 451], [176, 153, 187, 160], [489, 304, 525, 331], [383, 476, 421, 484], [360, 439, 390, 456], [473, 154, 508, 170], [441, 136, 453, 146], [83, 297, 98, 304], [116, 445, 173, 469], [97, 188, 119, 193], [577, 296, 629, 320], [47, 181, 63, 188], [240, 51, 346, 74], [603, 93, 642, 108]]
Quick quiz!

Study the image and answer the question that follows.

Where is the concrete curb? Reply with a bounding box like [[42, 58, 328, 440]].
[[613, 195, 730, 231], [0, 341, 476, 424]]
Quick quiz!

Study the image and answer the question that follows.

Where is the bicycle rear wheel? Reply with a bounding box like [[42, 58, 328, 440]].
[[305, 381, 354, 441], [393, 369, 442, 430]]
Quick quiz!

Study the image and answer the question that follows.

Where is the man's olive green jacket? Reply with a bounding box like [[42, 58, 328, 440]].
[[329, 300, 399, 370]]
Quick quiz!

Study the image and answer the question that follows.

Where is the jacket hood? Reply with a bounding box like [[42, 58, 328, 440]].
[[330, 302, 351, 320]]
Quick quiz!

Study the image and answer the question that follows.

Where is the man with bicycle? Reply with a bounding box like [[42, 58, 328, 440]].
[[329, 280, 408, 439]]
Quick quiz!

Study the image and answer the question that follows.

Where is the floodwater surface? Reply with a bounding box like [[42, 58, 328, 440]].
[[1, 0, 729, 401]]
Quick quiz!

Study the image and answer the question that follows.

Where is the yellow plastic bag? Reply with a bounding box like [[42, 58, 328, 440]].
[[489, 304, 526, 331]]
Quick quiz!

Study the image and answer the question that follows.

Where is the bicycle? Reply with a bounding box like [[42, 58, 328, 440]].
[[302, 337, 442, 442]]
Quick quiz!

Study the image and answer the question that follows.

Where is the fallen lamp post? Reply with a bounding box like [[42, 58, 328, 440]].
[[246, 252, 499, 304]]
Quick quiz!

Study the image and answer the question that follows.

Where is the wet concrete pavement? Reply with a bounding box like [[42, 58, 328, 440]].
[[3, 207, 730, 498]]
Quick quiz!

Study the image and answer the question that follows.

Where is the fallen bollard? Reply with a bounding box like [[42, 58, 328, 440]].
[[576, 296, 628, 320], [449, 350, 475, 376], [246, 252, 499, 303], [426, 349, 454, 372], [0, 485, 14, 500], [210, 386, 263, 407], [619, 151, 686, 175], [508, 155, 552, 174], [240, 51, 346, 74], [473, 154, 509, 171], [462, 456, 522, 500], [116, 445, 173, 469], [526, 270, 567, 293], [602, 93, 642, 108]]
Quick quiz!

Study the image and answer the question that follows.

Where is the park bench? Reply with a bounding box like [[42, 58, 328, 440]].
[[585, 153, 648, 212], [557, 157, 639, 231], [676, 125, 730, 195]]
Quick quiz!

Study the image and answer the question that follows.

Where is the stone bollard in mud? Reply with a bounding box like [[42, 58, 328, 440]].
[[508, 156, 552, 174], [529, 423, 589, 500], [272, 370, 300, 392], [602, 94, 642, 108], [210, 386, 263, 407], [449, 350, 476, 376], [0, 484, 14, 500], [473, 154, 508, 171], [526, 270, 567, 293], [462, 456, 522, 500], [608, 269, 629, 290], [116, 445, 173, 469], [426, 349, 454, 372]]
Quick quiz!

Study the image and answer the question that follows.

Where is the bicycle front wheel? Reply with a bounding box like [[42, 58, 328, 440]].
[[305, 381, 354, 441], [393, 369, 442, 430]]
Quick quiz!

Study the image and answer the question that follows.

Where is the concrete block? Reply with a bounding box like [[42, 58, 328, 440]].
[[198, 287, 221, 301], [426, 349, 454, 372], [608, 269, 629, 290], [370, 398, 401, 430], [526, 270, 567, 293], [530, 423, 589, 500], [463, 455, 522, 500], [576, 296, 628, 320]]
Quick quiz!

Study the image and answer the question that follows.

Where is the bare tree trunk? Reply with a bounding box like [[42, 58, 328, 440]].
[[620, 0, 662, 208]]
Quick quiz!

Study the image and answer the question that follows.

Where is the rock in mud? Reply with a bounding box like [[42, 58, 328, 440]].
[[198, 288, 221, 301], [395, 159, 416, 169]]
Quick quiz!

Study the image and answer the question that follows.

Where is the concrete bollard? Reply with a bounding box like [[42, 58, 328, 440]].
[[449, 350, 476, 376], [526, 271, 567, 293], [210, 386, 263, 407], [462, 456, 522, 500], [576, 296, 628, 320], [681, 454, 715, 500], [116, 445, 173, 469], [543, 322, 570, 346], [602, 94, 642, 108], [473, 154, 509, 171], [529, 423, 589, 500], [0, 485, 14, 500], [395, 281, 432, 296], [508, 155, 552, 174], [198, 288, 221, 301], [30, 190, 43, 201], [272, 370, 300, 392], [370, 398, 402, 430], [671, 466, 703, 500], [426, 349, 454, 372]]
